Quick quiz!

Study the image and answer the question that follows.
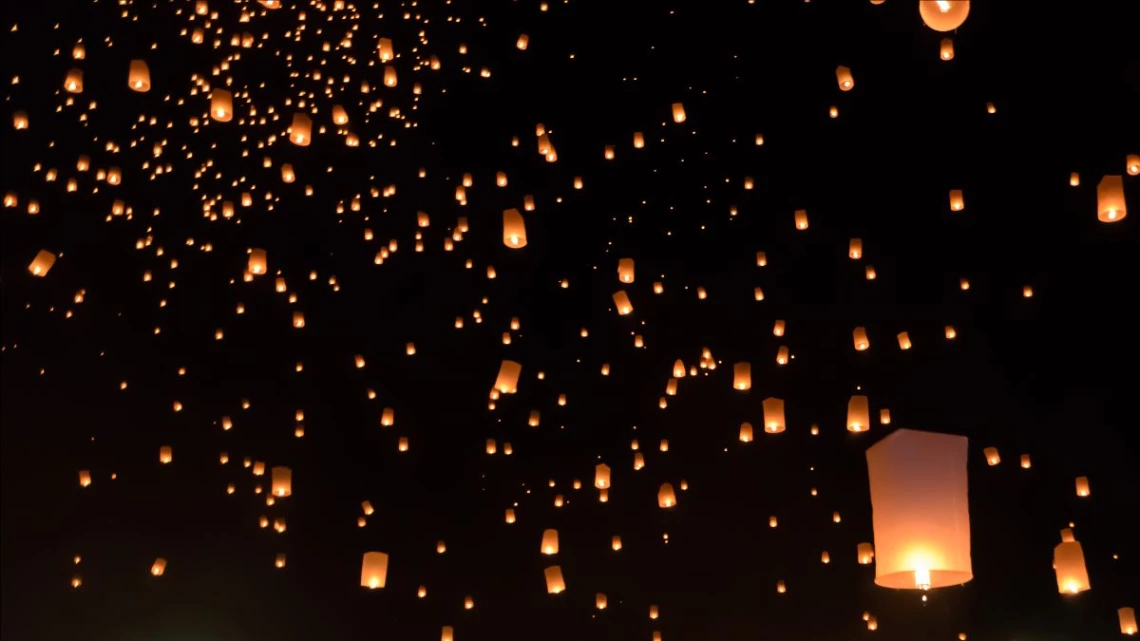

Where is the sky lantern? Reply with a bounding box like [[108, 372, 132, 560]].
[[332, 105, 349, 125], [763, 398, 786, 433], [383, 66, 398, 87], [949, 190, 965, 211], [1127, 154, 1140, 175], [847, 395, 871, 432], [919, 1, 970, 32], [441, 627, 454, 641], [853, 327, 870, 351], [503, 208, 527, 248], [858, 542, 875, 565], [984, 447, 1000, 466], [360, 552, 389, 589], [595, 463, 611, 489], [151, 558, 167, 576], [1075, 476, 1090, 497], [159, 446, 173, 464], [1054, 538, 1090, 594], [596, 593, 607, 610], [377, 38, 394, 62], [494, 360, 522, 394], [673, 360, 686, 378], [28, 250, 56, 277], [733, 362, 752, 390], [541, 529, 559, 555], [1097, 176, 1127, 222], [739, 422, 754, 443], [78, 470, 92, 487], [633, 132, 645, 148], [795, 209, 809, 230], [1119, 608, 1138, 635], [773, 320, 786, 336], [544, 566, 566, 594], [940, 37, 955, 60], [897, 332, 913, 350], [128, 60, 151, 92], [13, 111, 28, 130], [866, 428, 973, 590], [658, 483, 677, 508], [248, 249, 267, 275], [64, 69, 83, 93], [880, 409, 892, 425], [613, 291, 633, 316], [836, 65, 854, 91], [211, 89, 233, 122], [290, 113, 313, 146], [271, 466, 292, 497], [671, 103, 686, 123], [849, 238, 863, 259], [617, 258, 635, 283]]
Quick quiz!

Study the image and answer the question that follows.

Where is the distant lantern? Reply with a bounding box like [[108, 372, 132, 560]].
[[847, 395, 871, 432], [248, 249, 267, 275], [763, 397, 786, 433], [983, 447, 1000, 466], [381, 408, 395, 426], [756, 251, 768, 267], [613, 291, 633, 316], [541, 529, 559, 555], [880, 409, 892, 425], [595, 463, 611, 489], [1075, 476, 1090, 497], [858, 542, 875, 565], [673, 360, 686, 378], [776, 345, 790, 365], [332, 105, 349, 125], [516, 34, 529, 50], [503, 208, 527, 248], [612, 536, 623, 551], [64, 69, 84, 93], [773, 320, 786, 336], [211, 89, 234, 122], [671, 103, 686, 123], [494, 360, 522, 394], [271, 467, 292, 497], [1120, 608, 1138, 635], [1053, 539, 1090, 594], [658, 483, 677, 508], [360, 552, 389, 589], [949, 189, 965, 211], [919, 1, 970, 32], [1097, 176, 1127, 223], [281, 164, 295, 183], [945, 325, 957, 340], [795, 209, 809, 230], [897, 332, 913, 350], [159, 446, 173, 464], [849, 238, 863, 259], [293, 311, 305, 328], [596, 593, 608, 609], [28, 250, 57, 277], [128, 60, 151, 92], [866, 428, 973, 589], [633, 132, 645, 148], [505, 509, 516, 524], [544, 566, 566, 594], [383, 65, 398, 87], [1070, 172, 1081, 187], [13, 111, 28, 130], [1020, 454, 1032, 469], [836, 65, 854, 91], [1128, 154, 1140, 176], [853, 327, 870, 351], [291, 113, 313, 146], [733, 362, 752, 390], [617, 258, 635, 283], [151, 558, 167, 576], [377, 38, 394, 62], [78, 470, 92, 487], [739, 422, 754, 443], [441, 627, 454, 641], [940, 37, 955, 60], [821, 551, 831, 564]]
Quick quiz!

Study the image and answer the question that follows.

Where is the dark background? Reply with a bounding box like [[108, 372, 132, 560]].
[[2, 1, 1138, 640]]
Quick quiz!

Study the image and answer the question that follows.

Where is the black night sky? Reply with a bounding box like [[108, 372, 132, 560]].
[[2, 1, 1138, 640]]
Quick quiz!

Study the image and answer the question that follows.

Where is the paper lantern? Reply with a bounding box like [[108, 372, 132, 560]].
[[159, 446, 173, 464], [501, 208, 528, 248], [362, 501, 375, 516], [595, 463, 611, 489], [733, 362, 752, 390], [919, 1, 970, 32], [658, 483, 677, 508], [795, 209, 809, 230], [1075, 476, 1090, 497], [494, 361, 522, 394], [1053, 540, 1090, 594], [544, 566, 566, 594], [28, 250, 56, 277], [858, 542, 875, 564], [739, 422, 754, 443], [377, 38, 394, 62], [441, 627, 454, 641], [983, 447, 1000, 466], [945, 325, 957, 340], [772, 320, 786, 336], [853, 327, 870, 351], [617, 258, 635, 283], [821, 551, 831, 564], [949, 189, 965, 211], [671, 102, 686, 123], [64, 69, 83, 93], [1097, 175, 1127, 223], [866, 428, 973, 589], [613, 291, 633, 316], [128, 60, 151, 92], [290, 113, 312, 146], [1120, 608, 1138, 635], [596, 593, 608, 609], [763, 397, 786, 433], [1128, 154, 1140, 176], [633, 132, 645, 148], [211, 89, 233, 121], [151, 558, 167, 576], [612, 536, 623, 551], [775, 345, 789, 365], [1070, 172, 1081, 187], [847, 238, 863, 260], [78, 470, 92, 487], [541, 529, 559, 555], [381, 408, 395, 426], [1020, 454, 1032, 469], [836, 65, 854, 91], [897, 332, 912, 350], [880, 409, 892, 425], [940, 37, 955, 60], [847, 396, 871, 432], [248, 249, 267, 275], [360, 551, 389, 588], [13, 111, 28, 130], [271, 466, 292, 497]]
